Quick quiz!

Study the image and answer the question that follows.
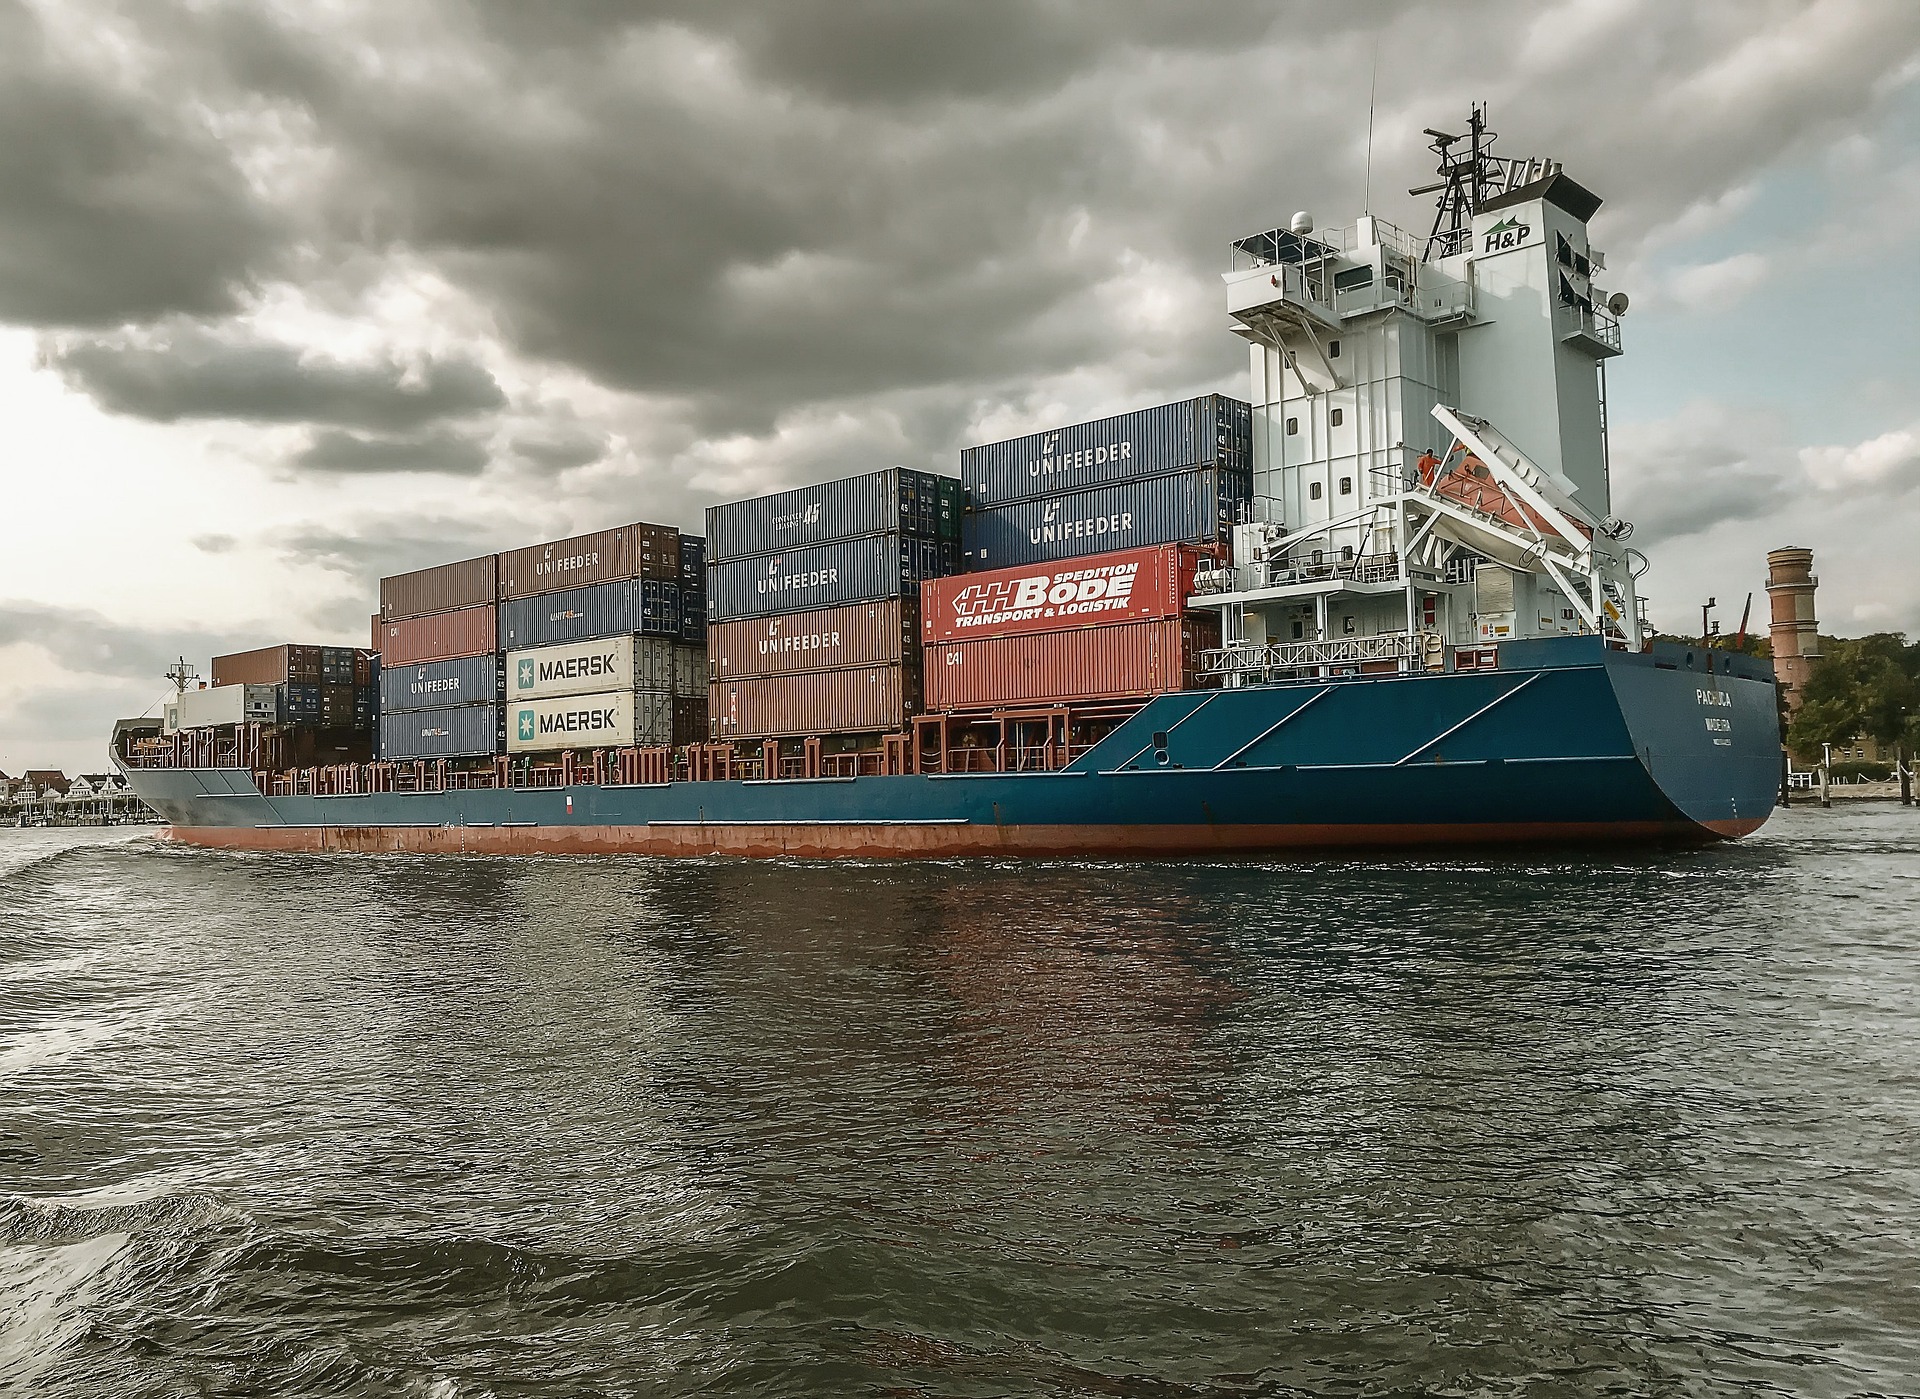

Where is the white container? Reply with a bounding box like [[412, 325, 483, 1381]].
[[506, 688, 673, 753], [174, 684, 279, 730]]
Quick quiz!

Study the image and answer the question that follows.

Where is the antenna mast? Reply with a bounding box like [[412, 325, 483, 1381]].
[[165, 656, 199, 695]]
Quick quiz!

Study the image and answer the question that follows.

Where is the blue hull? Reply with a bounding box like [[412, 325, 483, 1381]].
[[119, 638, 1782, 857]]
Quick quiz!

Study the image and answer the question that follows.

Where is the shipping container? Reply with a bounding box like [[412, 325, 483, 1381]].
[[319, 683, 358, 728], [671, 642, 705, 696], [923, 616, 1219, 713], [497, 521, 679, 600], [678, 534, 706, 585], [921, 544, 1204, 644], [505, 634, 679, 702], [381, 554, 498, 622], [707, 534, 958, 622], [282, 683, 322, 724], [961, 394, 1252, 508], [710, 663, 919, 740], [498, 579, 632, 651], [380, 654, 503, 713], [379, 703, 502, 761], [353, 649, 377, 688], [672, 695, 708, 747], [638, 579, 683, 638], [379, 604, 498, 666], [319, 647, 357, 684], [174, 683, 280, 729], [211, 644, 323, 687], [506, 688, 672, 754], [706, 466, 960, 562], [961, 467, 1248, 570], [707, 599, 917, 681]]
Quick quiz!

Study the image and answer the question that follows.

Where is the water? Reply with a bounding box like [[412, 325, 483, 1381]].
[[2, 810, 1916, 1397]]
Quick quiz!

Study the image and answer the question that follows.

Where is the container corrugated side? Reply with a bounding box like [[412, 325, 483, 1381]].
[[706, 466, 958, 562], [672, 695, 708, 746], [506, 688, 672, 753], [671, 642, 706, 696], [211, 644, 326, 686], [380, 654, 503, 713], [708, 535, 958, 622], [379, 702, 502, 760], [378, 605, 498, 665], [497, 579, 633, 650], [709, 663, 919, 739], [381, 555, 498, 621], [638, 579, 683, 637], [504, 635, 680, 701], [960, 467, 1248, 570], [708, 599, 917, 681], [960, 394, 1252, 508], [923, 616, 1219, 712], [174, 684, 280, 729], [497, 521, 681, 599], [920, 545, 1200, 643]]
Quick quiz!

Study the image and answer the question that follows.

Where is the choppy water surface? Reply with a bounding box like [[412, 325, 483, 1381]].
[[2, 810, 1917, 1397]]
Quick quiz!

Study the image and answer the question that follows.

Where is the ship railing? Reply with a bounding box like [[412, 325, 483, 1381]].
[[1265, 551, 1401, 589], [1202, 632, 1425, 683]]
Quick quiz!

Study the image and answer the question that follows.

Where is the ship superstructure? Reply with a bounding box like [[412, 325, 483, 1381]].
[[1195, 108, 1646, 684]]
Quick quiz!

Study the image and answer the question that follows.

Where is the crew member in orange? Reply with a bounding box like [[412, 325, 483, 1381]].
[[1416, 448, 1441, 486]]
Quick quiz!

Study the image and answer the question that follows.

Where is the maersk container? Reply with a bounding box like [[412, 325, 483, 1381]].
[[379, 702, 503, 761], [961, 467, 1248, 570], [709, 662, 920, 740], [381, 554, 498, 622], [173, 683, 280, 729], [506, 688, 672, 754], [380, 654, 502, 714], [497, 521, 679, 600], [921, 544, 1203, 644], [708, 599, 917, 681], [498, 579, 632, 650], [380, 605, 498, 666], [707, 466, 959, 562], [504, 635, 677, 702], [923, 616, 1220, 713], [708, 535, 958, 622], [961, 394, 1252, 508]]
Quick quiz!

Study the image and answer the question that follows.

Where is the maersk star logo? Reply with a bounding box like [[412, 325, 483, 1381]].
[[518, 658, 535, 690], [517, 709, 536, 741]]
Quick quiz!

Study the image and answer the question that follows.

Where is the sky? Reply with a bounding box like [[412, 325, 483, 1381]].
[[2, 0, 1918, 775]]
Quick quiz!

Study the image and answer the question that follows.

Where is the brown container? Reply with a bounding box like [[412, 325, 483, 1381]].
[[923, 616, 1218, 713], [353, 649, 377, 688], [672, 695, 708, 746], [381, 554, 498, 622], [710, 663, 918, 740], [498, 521, 681, 600], [212, 644, 323, 686], [370, 613, 383, 650], [707, 599, 917, 682], [378, 604, 498, 666]]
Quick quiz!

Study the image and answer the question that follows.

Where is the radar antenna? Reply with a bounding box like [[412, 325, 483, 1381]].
[[164, 656, 199, 695], [1410, 105, 1559, 260]]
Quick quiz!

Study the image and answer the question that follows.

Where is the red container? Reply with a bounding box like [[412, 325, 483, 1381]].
[[212, 644, 323, 686], [497, 522, 680, 600], [708, 599, 916, 682], [923, 616, 1217, 713], [920, 543, 1202, 644], [381, 555, 497, 622], [710, 663, 919, 739], [378, 605, 497, 666]]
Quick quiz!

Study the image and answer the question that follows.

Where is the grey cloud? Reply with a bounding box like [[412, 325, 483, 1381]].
[[42, 324, 506, 430], [190, 533, 238, 554], [510, 429, 608, 474], [0, 599, 253, 687], [296, 428, 491, 476], [1612, 408, 1797, 546], [278, 519, 512, 584]]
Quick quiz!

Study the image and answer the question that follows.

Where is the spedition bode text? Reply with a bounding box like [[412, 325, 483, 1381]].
[[948, 562, 1139, 630]]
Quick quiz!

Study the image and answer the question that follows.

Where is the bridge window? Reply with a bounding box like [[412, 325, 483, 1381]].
[[1343, 615, 1357, 634], [1339, 476, 1352, 495], [1292, 619, 1305, 639], [1330, 408, 1345, 426], [1286, 417, 1298, 435], [1329, 339, 1341, 358], [1309, 482, 1323, 500]]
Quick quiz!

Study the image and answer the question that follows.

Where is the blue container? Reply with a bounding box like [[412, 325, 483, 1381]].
[[707, 466, 958, 562], [708, 533, 959, 622], [379, 703, 503, 761], [379, 654, 502, 714], [281, 682, 322, 723], [961, 467, 1248, 569], [638, 579, 683, 638], [961, 395, 1251, 509], [498, 578, 634, 650]]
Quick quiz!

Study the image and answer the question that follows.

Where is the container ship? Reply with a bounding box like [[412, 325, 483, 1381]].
[[114, 112, 1783, 856]]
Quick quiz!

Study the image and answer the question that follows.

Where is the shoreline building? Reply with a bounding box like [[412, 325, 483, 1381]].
[[1766, 547, 1820, 710]]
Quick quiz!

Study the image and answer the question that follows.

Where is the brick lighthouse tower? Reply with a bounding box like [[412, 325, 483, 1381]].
[[1766, 547, 1820, 709]]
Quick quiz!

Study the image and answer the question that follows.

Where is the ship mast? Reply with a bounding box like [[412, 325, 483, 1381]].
[[164, 656, 199, 695]]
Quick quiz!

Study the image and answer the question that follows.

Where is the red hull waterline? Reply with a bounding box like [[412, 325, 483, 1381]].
[[156, 817, 1761, 859]]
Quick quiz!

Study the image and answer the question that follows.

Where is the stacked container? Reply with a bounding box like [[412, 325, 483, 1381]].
[[705, 468, 960, 739], [206, 643, 376, 733], [497, 522, 707, 757], [920, 544, 1220, 712], [959, 395, 1252, 569], [378, 554, 501, 759]]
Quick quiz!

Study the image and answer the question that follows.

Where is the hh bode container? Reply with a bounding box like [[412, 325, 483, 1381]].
[[960, 394, 1252, 509], [380, 554, 497, 622], [920, 544, 1204, 643]]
